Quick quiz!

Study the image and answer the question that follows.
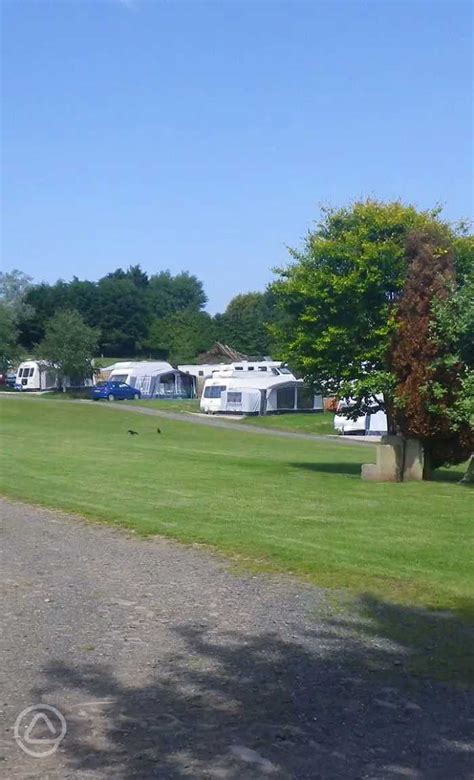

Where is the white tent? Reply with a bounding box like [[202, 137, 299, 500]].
[[200, 369, 323, 415]]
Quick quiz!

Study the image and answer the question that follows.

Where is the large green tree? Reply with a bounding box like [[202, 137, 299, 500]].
[[271, 200, 473, 470], [37, 309, 99, 388]]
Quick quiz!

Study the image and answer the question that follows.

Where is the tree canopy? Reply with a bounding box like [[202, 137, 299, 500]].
[[37, 310, 99, 387], [271, 200, 473, 471]]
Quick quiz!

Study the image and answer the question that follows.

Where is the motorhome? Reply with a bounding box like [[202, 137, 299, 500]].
[[200, 368, 323, 415]]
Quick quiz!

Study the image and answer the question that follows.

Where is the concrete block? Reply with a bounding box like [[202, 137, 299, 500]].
[[377, 444, 402, 481], [361, 464, 380, 481], [460, 454, 474, 484], [403, 439, 424, 481]]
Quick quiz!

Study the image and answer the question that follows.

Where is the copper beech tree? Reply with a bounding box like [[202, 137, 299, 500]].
[[390, 229, 473, 477]]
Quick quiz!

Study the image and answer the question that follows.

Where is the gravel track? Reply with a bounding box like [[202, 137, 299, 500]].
[[1, 499, 472, 779]]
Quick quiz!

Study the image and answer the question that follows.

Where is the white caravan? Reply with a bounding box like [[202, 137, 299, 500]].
[[179, 360, 295, 382], [200, 368, 323, 415], [334, 397, 388, 436], [15, 360, 58, 391], [15, 360, 94, 391], [104, 361, 196, 398]]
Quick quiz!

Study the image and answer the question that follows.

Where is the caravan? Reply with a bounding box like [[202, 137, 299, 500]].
[[14, 360, 94, 392], [104, 361, 196, 399], [15, 361, 58, 391], [200, 368, 323, 415], [334, 396, 388, 436]]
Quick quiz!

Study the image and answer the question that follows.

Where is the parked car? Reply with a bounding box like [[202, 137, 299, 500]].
[[5, 372, 17, 387], [91, 381, 141, 402]]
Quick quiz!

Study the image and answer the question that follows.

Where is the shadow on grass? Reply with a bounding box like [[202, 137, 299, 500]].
[[33, 596, 473, 779], [290, 461, 364, 477], [291, 461, 470, 485]]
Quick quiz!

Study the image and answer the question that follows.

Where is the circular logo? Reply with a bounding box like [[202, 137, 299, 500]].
[[14, 704, 67, 758]]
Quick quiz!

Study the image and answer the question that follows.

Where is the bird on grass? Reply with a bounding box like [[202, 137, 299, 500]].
[[157, 428, 162, 434], [127, 430, 139, 436]]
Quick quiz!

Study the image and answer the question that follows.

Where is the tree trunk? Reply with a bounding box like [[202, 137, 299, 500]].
[[422, 451, 432, 480]]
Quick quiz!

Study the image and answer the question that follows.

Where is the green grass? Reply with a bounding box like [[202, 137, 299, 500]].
[[124, 400, 334, 434], [1, 397, 472, 618], [238, 411, 335, 435], [122, 398, 201, 413]]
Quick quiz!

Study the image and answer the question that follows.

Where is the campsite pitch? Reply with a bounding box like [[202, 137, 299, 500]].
[[0, 397, 471, 615]]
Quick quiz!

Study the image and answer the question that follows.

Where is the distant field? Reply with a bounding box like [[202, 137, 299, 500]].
[[1, 396, 472, 618]]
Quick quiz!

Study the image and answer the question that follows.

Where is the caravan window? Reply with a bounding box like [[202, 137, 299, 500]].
[[235, 366, 243, 371], [257, 366, 267, 372], [203, 385, 226, 398], [18, 368, 24, 377], [227, 392, 242, 403]]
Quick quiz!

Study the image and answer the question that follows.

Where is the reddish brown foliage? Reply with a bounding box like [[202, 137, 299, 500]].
[[390, 229, 473, 472]]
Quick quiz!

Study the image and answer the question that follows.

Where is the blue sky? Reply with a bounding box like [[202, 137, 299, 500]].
[[2, 0, 472, 312]]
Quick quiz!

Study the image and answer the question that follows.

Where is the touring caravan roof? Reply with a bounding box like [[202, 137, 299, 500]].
[[106, 361, 174, 377], [204, 370, 303, 391]]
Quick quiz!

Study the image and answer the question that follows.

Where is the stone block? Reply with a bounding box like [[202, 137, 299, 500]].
[[361, 464, 379, 481], [403, 439, 424, 481]]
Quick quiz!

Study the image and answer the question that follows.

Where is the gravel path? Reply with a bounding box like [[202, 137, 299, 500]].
[[0, 499, 472, 779]]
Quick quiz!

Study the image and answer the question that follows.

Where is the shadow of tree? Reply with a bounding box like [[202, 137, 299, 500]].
[[289, 461, 363, 477], [290, 461, 469, 484], [32, 596, 473, 779]]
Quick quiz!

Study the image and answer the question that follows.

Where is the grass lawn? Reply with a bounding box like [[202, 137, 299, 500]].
[[122, 398, 201, 413], [238, 411, 335, 436], [123, 399, 335, 434], [1, 397, 472, 620]]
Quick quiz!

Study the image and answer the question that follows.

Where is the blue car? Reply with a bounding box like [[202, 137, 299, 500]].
[[91, 381, 141, 402]]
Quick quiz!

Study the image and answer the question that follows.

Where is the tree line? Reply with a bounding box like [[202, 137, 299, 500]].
[[0, 266, 279, 365]]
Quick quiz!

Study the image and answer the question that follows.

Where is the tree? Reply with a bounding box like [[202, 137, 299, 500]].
[[147, 271, 207, 320], [216, 291, 275, 356], [37, 310, 99, 388], [390, 228, 473, 475], [0, 269, 33, 315], [96, 277, 150, 356], [146, 310, 216, 363], [0, 303, 21, 373], [271, 200, 473, 474], [20, 280, 70, 348]]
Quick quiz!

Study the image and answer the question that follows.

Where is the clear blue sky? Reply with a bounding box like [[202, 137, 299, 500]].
[[2, 0, 472, 313]]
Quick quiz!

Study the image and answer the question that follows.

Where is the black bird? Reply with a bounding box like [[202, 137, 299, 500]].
[[157, 428, 162, 434], [127, 430, 139, 435]]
